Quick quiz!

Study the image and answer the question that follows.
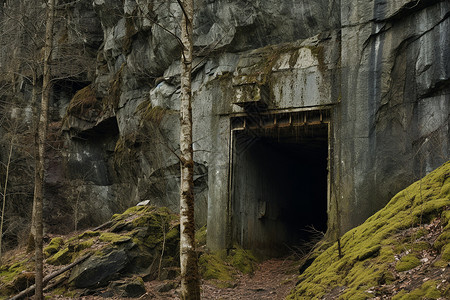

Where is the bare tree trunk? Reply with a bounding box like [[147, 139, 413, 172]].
[[27, 73, 38, 253], [35, 0, 55, 299], [0, 134, 14, 265], [179, 0, 200, 299]]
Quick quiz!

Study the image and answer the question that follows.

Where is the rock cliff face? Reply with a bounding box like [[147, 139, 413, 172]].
[[0, 0, 448, 252]]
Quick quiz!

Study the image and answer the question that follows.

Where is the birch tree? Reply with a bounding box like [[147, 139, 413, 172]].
[[179, 0, 200, 298], [34, 0, 55, 298]]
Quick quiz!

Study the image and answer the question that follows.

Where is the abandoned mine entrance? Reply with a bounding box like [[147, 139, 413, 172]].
[[230, 109, 330, 256]]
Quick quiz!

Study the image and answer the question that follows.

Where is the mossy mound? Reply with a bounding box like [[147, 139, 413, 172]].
[[392, 280, 442, 300], [43, 237, 64, 258], [198, 251, 235, 288], [229, 246, 258, 275], [0, 258, 35, 298], [288, 161, 450, 299], [198, 245, 258, 288], [0, 205, 180, 299]]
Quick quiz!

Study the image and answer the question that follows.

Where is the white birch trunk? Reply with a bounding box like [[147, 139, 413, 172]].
[[179, 0, 200, 299]]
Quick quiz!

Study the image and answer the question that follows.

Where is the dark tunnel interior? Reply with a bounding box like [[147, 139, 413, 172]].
[[232, 123, 329, 256]]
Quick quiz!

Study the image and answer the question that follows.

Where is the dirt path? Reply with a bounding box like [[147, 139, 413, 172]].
[[144, 258, 299, 300], [200, 258, 299, 300], [50, 258, 299, 299]]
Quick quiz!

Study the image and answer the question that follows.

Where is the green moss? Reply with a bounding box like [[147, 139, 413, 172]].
[[441, 209, 450, 228], [356, 245, 381, 261], [44, 237, 64, 258], [434, 231, 450, 250], [143, 232, 161, 249], [441, 243, 450, 261], [47, 247, 72, 266], [165, 227, 179, 245], [198, 246, 257, 287], [0, 260, 31, 286], [78, 230, 100, 239], [198, 252, 234, 287], [345, 290, 370, 300], [50, 286, 67, 298], [71, 239, 94, 252], [195, 226, 207, 247], [46, 237, 95, 266], [229, 246, 257, 275], [414, 227, 428, 239], [99, 232, 132, 244], [63, 290, 77, 298], [392, 280, 442, 300], [396, 254, 421, 272], [411, 241, 430, 251], [289, 161, 450, 299]]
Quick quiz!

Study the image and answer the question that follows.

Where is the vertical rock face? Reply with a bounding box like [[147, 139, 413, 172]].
[[0, 0, 448, 251], [337, 0, 450, 231]]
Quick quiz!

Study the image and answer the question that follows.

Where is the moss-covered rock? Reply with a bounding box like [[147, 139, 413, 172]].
[[108, 276, 146, 298], [43, 237, 64, 258], [395, 254, 421, 272], [78, 230, 100, 239], [198, 251, 235, 288], [69, 249, 129, 288], [229, 246, 257, 275], [46, 237, 95, 266], [99, 232, 132, 244], [288, 161, 450, 299], [47, 247, 73, 266], [198, 245, 258, 288], [392, 280, 443, 300], [441, 243, 450, 261], [0, 204, 181, 299], [0, 259, 35, 297], [433, 231, 450, 250]]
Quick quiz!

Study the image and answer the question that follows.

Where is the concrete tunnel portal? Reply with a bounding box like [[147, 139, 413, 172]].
[[230, 110, 330, 256]]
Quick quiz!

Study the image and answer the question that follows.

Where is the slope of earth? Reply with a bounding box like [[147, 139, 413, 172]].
[[0, 205, 298, 300], [288, 161, 450, 299], [44, 257, 299, 300], [0, 205, 181, 299]]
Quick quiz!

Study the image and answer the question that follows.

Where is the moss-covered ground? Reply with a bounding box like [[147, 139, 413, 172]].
[[288, 161, 450, 299], [197, 245, 258, 288]]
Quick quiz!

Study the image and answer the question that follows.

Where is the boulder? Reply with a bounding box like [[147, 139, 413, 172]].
[[108, 277, 146, 298], [68, 249, 129, 288]]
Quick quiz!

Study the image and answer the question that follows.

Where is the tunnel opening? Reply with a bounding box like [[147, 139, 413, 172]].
[[230, 110, 330, 256]]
